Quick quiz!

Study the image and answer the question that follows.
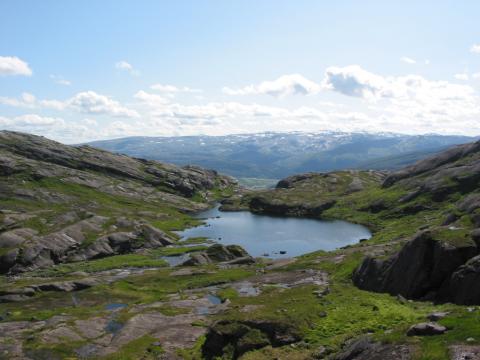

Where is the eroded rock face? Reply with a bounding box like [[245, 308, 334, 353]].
[[353, 231, 479, 303]]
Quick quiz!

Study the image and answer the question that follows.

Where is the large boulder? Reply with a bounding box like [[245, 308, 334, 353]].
[[406, 323, 447, 336], [138, 224, 175, 247], [353, 230, 478, 301]]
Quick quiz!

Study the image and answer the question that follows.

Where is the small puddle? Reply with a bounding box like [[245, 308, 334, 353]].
[[105, 319, 124, 334], [207, 294, 222, 305], [234, 282, 260, 296], [196, 294, 223, 315], [161, 254, 191, 267], [105, 303, 128, 311]]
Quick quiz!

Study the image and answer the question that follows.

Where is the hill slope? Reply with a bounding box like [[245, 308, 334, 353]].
[[0, 131, 236, 274]]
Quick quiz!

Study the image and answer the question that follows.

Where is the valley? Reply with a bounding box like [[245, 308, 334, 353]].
[[0, 131, 480, 360]]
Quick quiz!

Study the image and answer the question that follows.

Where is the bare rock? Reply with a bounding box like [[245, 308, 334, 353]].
[[427, 312, 449, 321], [406, 322, 447, 336], [331, 337, 412, 360], [353, 230, 479, 303]]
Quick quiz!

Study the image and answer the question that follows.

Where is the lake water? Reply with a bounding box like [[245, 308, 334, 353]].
[[178, 205, 371, 258]]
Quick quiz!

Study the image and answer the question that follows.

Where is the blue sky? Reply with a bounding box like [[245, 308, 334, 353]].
[[1, 0, 480, 143]]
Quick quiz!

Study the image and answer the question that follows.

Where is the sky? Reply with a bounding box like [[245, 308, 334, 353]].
[[1, 0, 480, 143]]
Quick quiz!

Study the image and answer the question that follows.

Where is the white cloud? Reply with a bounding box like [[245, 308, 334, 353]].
[[69, 91, 139, 118], [323, 65, 476, 104], [133, 90, 170, 106], [223, 74, 321, 97], [115, 61, 133, 71], [0, 92, 36, 108], [473, 72, 480, 79], [401, 56, 416, 64], [0, 91, 137, 118], [454, 73, 469, 81], [470, 44, 480, 53], [0, 56, 32, 76], [0, 114, 64, 127], [322, 65, 480, 135], [150, 84, 202, 94], [322, 65, 389, 100], [50, 74, 71, 86], [115, 60, 139, 76], [0, 92, 66, 110]]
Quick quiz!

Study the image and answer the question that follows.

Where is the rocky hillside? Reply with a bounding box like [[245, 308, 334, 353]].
[[0, 131, 236, 274], [353, 140, 480, 305]]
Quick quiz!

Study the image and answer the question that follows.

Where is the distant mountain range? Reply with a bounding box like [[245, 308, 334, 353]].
[[87, 132, 477, 179]]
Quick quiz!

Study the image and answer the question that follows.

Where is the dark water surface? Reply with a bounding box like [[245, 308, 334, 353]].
[[178, 206, 371, 258]]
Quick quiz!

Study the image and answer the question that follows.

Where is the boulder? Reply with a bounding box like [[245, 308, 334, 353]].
[[427, 312, 449, 321], [406, 322, 447, 336], [138, 224, 175, 247], [182, 253, 212, 266]]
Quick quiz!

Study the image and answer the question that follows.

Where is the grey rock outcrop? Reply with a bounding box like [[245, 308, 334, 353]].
[[353, 231, 479, 303]]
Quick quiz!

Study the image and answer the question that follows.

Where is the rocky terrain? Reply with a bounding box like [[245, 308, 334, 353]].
[[1, 132, 480, 360]]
